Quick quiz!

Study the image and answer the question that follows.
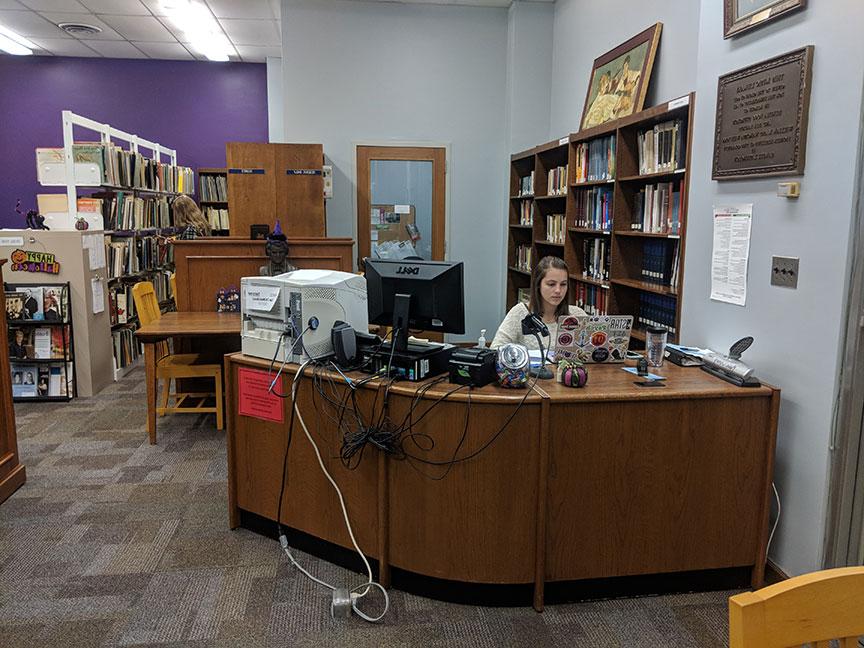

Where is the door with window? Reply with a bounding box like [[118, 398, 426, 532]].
[[356, 146, 446, 268]]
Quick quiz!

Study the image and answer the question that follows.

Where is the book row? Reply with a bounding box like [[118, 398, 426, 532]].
[[112, 326, 140, 371], [37, 143, 193, 194], [641, 240, 679, 288], [573, 186, 613, 231], [631, 181, 683, 235], [204, 207, 230, 231], [10, 362, 70, 399], [547, 165, 568, 196], [573, 282, 608, 316], [104, 193, 173, 231], [514, 244, 533, 272], [573, 136, 616, 184], [106, 235, 172, 279], [582, 238, 610, 282], [199, 174, 228, 202], [638, 293, 678, 335], [545, 214, 566, 244], [519, 201, 534, 226], [518, 172, 535, 197], [637, 119, 685, 176]]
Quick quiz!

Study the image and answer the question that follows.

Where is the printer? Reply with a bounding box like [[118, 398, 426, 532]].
[[241, 269, 368, 363]]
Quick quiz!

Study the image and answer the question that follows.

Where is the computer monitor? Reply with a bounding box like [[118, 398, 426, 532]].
[[364, 258, 465, 353]]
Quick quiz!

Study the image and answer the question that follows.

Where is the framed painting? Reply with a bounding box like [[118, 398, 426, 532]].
[[724, 0, 806, 39], [579, 23, 663, 132]]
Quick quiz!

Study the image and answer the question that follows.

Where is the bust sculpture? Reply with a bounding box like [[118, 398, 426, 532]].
[[260, 220, 297, 276]]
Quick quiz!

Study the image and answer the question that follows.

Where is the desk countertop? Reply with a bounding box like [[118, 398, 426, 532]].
[[136, 312, 241, 340], [229, 351, 776, 404]]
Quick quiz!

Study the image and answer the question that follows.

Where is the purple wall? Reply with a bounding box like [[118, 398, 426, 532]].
[[0, 55, 268, 228]]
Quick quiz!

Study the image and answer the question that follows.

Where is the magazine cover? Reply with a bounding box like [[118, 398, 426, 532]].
[[8, 327, 34, 360], [5, 292, 26, 320], [11, 363, 38, 398]]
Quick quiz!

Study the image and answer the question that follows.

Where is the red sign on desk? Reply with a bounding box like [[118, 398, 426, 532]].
[[237, 367, 284, 423]]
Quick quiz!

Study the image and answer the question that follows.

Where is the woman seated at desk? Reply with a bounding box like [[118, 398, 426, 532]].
[[490, 256, 586, 350]]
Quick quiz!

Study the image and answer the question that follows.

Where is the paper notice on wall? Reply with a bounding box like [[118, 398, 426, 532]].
[[710, 205, 752, 306], [91, 277, 105, 314], [238, 367, 284, 423], [394, 204, 411, 214], [82, 233, 106, 270], [244, 284, 280, 312]]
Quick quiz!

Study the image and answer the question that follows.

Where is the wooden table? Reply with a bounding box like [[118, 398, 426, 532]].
[[136, 312, 241, 444], [225, 353, 780, 611]]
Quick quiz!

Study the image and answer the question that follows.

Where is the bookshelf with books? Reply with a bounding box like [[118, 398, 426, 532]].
[[5, 282, 75, 402], [198, 167, 230, 236], [504, 92, 694, 344], [507, 151, 535, 309], [35, 111, 189, 381]]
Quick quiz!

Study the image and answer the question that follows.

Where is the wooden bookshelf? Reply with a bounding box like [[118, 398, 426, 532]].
[[505, 92, 695, 345], [198, 167, 230, 236]]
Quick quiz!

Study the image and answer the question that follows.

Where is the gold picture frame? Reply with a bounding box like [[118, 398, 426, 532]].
[[579, 23, 663, 132], [724, 0, 807, 39]]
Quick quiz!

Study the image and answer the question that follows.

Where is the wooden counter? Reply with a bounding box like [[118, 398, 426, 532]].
[[172, 237, 353, 311], [224, 353, 779, 610]]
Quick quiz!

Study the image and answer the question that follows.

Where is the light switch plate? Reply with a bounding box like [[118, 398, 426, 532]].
[[771, 256, 799, 288]]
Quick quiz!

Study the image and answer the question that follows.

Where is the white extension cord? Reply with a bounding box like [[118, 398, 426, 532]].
[[277, 360, 390, 623]]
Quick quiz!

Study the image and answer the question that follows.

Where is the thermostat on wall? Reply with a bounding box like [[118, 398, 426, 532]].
[[777, 182, 800, 198]]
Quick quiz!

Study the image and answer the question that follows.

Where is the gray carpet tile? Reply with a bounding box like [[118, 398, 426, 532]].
[[0, 366, 739, 647]]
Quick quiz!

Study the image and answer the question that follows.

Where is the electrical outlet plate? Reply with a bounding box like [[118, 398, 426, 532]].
[[771, 255, 799, 288]]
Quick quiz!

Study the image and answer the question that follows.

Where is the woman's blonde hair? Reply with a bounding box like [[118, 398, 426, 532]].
[[173, 195, 211, 235]]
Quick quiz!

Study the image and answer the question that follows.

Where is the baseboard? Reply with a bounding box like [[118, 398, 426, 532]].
[[765, 559, 790, 584]]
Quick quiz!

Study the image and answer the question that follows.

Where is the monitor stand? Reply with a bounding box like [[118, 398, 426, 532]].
[[392, 292, 411, 353]]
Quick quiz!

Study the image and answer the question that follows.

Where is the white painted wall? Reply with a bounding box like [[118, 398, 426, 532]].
[[685, 1, 864, 576], [505, 1, 555, 152], [281, 0, 510, 341], [549, 0, 700, 137], [266, 57, 284, 142]]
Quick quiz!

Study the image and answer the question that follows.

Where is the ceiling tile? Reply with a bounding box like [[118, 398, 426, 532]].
[[38, 11, 124, 38], [0, 0, 26, 8], [0, 9, 69, 37], [18, 0, 89, 11], [132, 40, 193, 59], [82, 38, 146, 57], [137, 0, 166, 16], [98, 14, 174, 41], [79, 0, 149, 14], [234, 43, 279, 62], [268, 0, 278, 20], [29, 35, 99, 55], [205, 0, 270, 20], [218, 18, 278, 46]]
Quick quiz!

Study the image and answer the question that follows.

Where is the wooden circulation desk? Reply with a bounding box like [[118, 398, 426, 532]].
[[225, 353, 780, 611]]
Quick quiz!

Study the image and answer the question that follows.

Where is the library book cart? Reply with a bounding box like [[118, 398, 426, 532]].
[[507, 92, 694, 347]]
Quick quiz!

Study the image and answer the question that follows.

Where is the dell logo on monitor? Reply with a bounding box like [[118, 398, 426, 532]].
[[396, 266, 420, 275]]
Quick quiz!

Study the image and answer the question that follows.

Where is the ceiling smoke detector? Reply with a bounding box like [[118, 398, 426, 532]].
[[57, 23, 103, 36]]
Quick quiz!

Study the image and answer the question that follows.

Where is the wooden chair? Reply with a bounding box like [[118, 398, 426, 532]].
[[131, 281, 223, 441], [729, 566, 864, 648]]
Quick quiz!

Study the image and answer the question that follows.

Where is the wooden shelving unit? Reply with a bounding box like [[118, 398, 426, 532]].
[[506, 92, 695, 345], [197, 167, 230, 236]]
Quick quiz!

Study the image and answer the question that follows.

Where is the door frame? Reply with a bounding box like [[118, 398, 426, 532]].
[[352, 141, 451, 269], [823, 99, 864, 568]]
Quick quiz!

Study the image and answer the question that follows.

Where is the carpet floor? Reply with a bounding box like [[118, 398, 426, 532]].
[[0, 366, 736, 647]]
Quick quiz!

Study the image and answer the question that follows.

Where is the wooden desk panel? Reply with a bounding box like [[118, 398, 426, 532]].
[[0, 260, 26, 504], [545, 396, 773, 581], [173, 238, 354, 312], [225, 353, 780, 610]]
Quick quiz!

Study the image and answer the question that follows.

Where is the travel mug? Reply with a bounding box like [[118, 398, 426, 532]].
[[646, 327, 668, 367]]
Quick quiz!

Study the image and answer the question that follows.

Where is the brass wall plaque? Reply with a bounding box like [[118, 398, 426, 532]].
[[712, 46, 813, 180]]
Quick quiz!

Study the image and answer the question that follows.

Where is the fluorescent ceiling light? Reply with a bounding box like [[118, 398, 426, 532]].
[[160, 0, 235, 62], [0, 23, 35, 55]]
